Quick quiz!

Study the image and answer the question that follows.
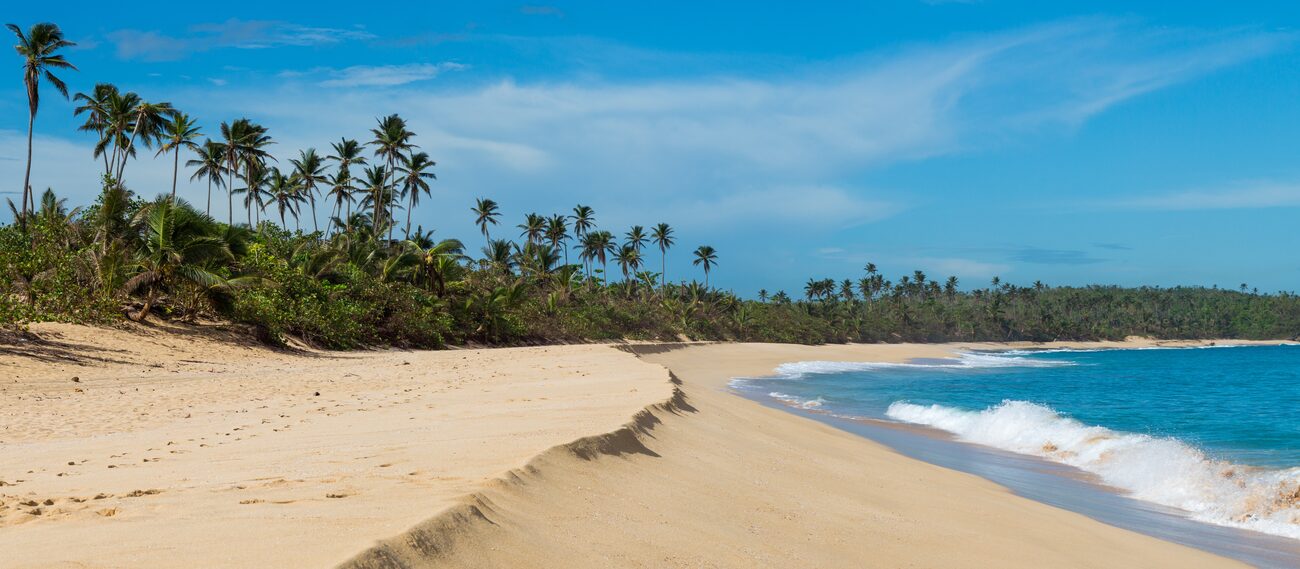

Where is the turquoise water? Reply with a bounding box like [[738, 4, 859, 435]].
[[737, 345, 1300, 540]]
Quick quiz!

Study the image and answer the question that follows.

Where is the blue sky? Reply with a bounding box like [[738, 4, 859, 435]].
[[4, 1, 1300, 295]]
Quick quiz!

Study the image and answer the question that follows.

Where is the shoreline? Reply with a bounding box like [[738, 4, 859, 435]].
[[1, 327, 1276, 567]]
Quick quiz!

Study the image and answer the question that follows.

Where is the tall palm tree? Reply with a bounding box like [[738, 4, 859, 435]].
[[692, 245, 718, 288], [115, 99, 175, 184], [585, 230, 615, 285], [396, 151, 436, 238], [7, 22, 76, 229], [326, 138, 366, 235], [472, 198, 500, 246], [156, 112, 202, 200], [368, 114, 415, 237], [651, 222, 674, 289], [232, 162, 270, 228], [219, 119, 273, 226], [186, 139, 226, 216], [613, 243, 641, 294], [358, 165, 392, 238], [290, 148, 328, 234]]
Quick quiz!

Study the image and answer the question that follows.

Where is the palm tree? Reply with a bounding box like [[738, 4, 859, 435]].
[[570, 204, 595, 275], [613, 243, 642, 294], [473, 198, 500, 247], [518, 213, 546, 245], [266, 168, 304, 230], [326, 138, 366, 235], [651, 222, 674, 289], [156, 112, 202, 200], [396, 151, 436, 238], [290, 148, 328, 234], [186, 140, 226, 216], [587, 230, 615, 285], [73, 83, 117, 177], [368, 114, 415, 237], [358, 165, 392, 238], [115, 99, 176, 184], [123, 197, 235, 322], [625, 225, 647, 252], [692, 245, 718, 288], [219, 119, 271, 226], [546, 214, 570, 267], [7, 22, 76, 229]]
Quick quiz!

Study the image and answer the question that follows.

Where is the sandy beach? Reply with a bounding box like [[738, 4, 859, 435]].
[[1, 325, 1270, 568]]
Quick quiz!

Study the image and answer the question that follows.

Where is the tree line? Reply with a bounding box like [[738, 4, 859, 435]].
[[4, 22, 1298, 347]]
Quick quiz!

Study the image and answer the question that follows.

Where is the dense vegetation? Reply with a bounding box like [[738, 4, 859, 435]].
[[3, 22, 1299, 347]]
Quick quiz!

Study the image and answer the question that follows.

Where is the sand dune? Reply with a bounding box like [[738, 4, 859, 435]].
[[2, 326, 1252, 568]]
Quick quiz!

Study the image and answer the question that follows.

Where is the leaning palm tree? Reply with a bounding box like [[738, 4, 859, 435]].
[[651, 222, 674, 289], [7, 22, 76, 229], [290, 148, 328, 234], [472, 198, 500, 246], [692, 245, 718, 288], [396, 150, 436, 238], [156, 112, 202, 200], [368, 114, 416, 237], [186, 139, 226, 216]]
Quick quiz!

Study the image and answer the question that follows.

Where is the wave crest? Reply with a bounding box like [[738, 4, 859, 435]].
[[886, 400, 1300, 539]]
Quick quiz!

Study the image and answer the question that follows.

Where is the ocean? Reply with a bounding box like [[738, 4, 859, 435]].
[[734, 345, 1300, 564]]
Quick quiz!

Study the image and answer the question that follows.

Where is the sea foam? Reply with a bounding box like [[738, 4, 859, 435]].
[[886, 400, 1300, 539], [770, 352, 1074, 380]]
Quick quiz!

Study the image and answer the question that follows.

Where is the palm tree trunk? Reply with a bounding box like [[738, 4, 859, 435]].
[[405, 193, 414, 239], [227, 167, 236, 226], [310, 197, 319, 234], [170, 149, 180, 200], [206, 178, 212, 216], [20, 112, 34, 231]]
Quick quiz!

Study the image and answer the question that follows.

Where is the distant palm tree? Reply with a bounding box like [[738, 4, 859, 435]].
[[220, 119, 273, 226], [589, 230, 615, 285], [472, 198, 500, 246], [692, 245, 718, 288], [368, 114, 415, 238], [396, 151, 435, 238], [358, 165, 392, 237], [232, 163, 271, 228], [651, 222, 674, 289], [290, 148, 328, 234], [186, 139, 226, 216], [7, 22, 76, 229], [73, 83, 117, 178], [326, 138, 366, 234], [156, 112, 202, 200], [613, 243, 642, 294]]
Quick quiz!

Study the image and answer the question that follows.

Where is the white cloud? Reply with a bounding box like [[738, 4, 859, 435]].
[[316, 63, 468, 88], [107, 20, 375, 61], [909, 257, 1012, 280]]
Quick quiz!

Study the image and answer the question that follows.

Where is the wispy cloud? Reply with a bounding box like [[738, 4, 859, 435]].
[[301, 63, 469, 88], [1009, 247, 1106, 265], [1111, 181, 1300, 211], [106, 19, 375, 61], [520, 5, 565, 17]]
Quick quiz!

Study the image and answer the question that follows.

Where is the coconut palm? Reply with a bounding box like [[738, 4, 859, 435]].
[[692, 245, 718, 288], [219, 119, 273, 226], [570, 205, 595, 274], [368, 114, 415, 237], [7, 22, 76, 229], [326, 138, 366, 234], [231, 163, 271, 228], [396, 151, 436, 238], [186, 140, 226, 216], [651, 222, 674, 289], [357, 165, 394, 238], [73, 83, 118, 177], [156, 112, 202, 200], [473, 198, 500, 246], [585, 230, 616, 285], [613, 243, 642, 294], [290, 148, 328, 234]]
